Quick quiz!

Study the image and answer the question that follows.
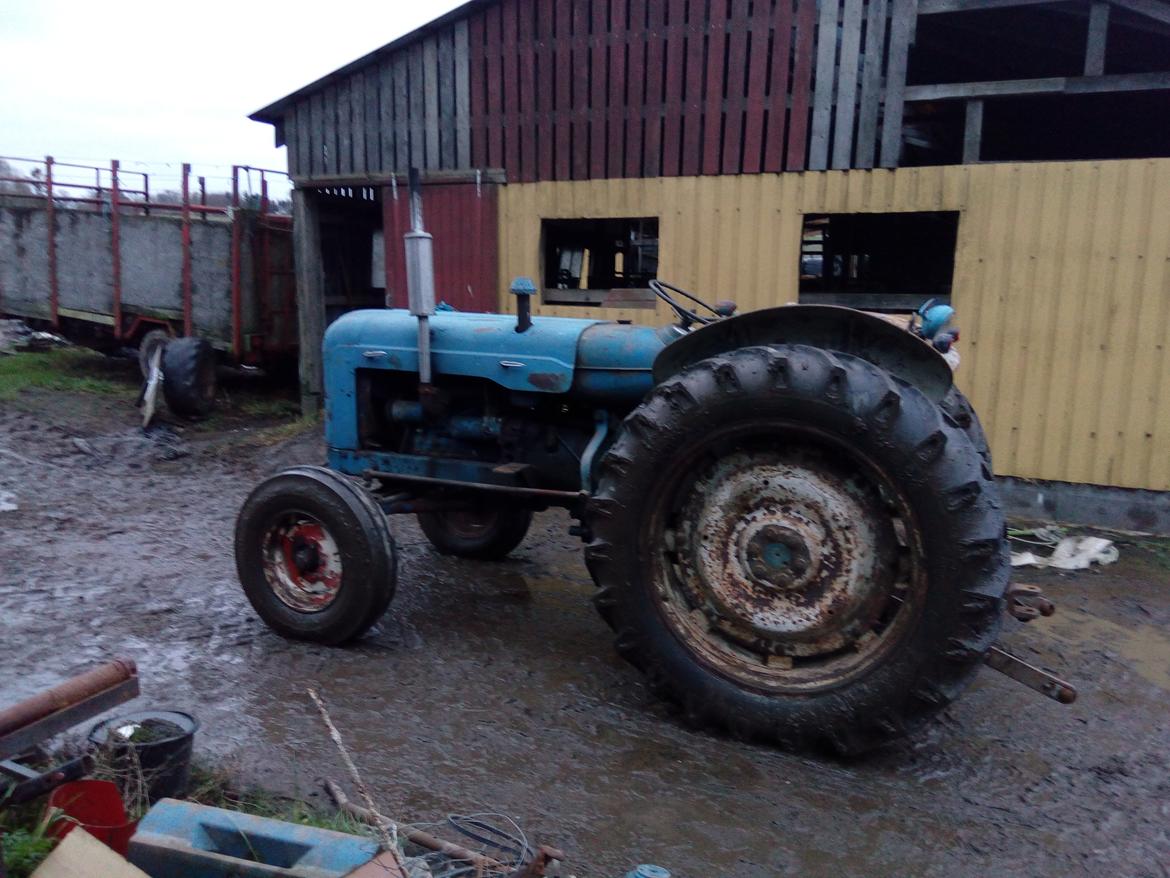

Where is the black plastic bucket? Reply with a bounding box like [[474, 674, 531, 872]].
[[88, 710, 199, 803]]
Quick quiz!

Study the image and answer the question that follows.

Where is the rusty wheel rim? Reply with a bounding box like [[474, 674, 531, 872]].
[[260, 514, 343, 612], [648, 425, 926, 694]]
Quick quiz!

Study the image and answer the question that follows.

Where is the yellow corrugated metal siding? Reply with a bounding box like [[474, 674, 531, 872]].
[[497, 160, 1170, 491]]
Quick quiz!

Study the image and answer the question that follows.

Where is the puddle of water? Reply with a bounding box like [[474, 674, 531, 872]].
[[1037, 609, 1170, 690]]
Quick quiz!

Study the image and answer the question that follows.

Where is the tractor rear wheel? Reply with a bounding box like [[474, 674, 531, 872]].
[[235, 466, 397, 644], [417, 507, 532, 560], [585, 344, 1008, 754]]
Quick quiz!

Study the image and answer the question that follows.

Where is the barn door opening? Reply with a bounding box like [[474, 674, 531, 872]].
[[380, 176, 498, 312]]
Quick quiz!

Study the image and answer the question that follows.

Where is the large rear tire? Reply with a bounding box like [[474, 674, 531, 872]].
[[417, 507, 532, 560], [162, 336, 217, 417], [585, 345, 1008, 754], [235, 466, 397, 644]]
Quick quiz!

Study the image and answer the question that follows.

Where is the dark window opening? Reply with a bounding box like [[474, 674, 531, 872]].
[[799, 212, 960, 311], [541, 217, 659, 307]]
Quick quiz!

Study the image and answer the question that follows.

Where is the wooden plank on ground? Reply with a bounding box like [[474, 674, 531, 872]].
[[32, 826, 150, 878], [855, 0, 889, 169]]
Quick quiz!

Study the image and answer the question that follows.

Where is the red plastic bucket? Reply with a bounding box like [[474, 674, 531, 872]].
[[45, 780, 138, 855]]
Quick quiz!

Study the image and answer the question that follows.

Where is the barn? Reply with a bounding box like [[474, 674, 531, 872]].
[[250, 0, 1170, 530]]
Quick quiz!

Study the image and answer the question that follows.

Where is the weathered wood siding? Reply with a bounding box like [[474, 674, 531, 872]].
[[282, 0, 914, 182], [497, 158, 1170, 491], [285, 23, 473, 179]]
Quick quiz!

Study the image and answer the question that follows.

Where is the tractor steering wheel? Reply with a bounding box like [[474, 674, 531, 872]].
[[649, 280, 735, 327]]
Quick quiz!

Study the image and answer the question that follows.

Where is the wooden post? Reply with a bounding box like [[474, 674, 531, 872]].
[[45, 156, 59, 327], [880, 0, 918, 168], [1084, 2, 1109, 76], [110, 160, 122, 339], [963, 99, 984, 164], [292, 188, 326, 415]]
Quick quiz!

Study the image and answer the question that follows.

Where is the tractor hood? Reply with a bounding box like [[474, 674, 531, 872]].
[[325, 308, 633, 395]]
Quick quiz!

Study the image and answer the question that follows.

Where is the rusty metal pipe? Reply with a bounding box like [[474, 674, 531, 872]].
[[0, 658, 137, 738]]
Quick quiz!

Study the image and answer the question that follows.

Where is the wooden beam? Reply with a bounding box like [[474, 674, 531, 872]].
[[831, 0, 866, 169], [905, 70, 1170, 100], [808, 0, 841, 171], [919, 0, 1064, 12], [1085, 2, 1109, 75], [854, 0, 888, 169], [1107, 0, 1170, 27], [962, 98, 983, 163], [880, 0, 917, 168], [292, 188, 326, 416]]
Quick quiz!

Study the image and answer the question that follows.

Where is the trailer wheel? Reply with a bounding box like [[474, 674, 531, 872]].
[[137, 329, 171, 379], [417, 507, 532, 560], [235, 466, 397, 644], [162, 337, 217, 417], [585, 345, 1008, 754]]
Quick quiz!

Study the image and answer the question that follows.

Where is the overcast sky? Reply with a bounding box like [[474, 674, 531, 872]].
[[0, 0, 466, 195]]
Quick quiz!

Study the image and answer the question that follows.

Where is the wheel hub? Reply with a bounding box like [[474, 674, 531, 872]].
[[675, 449, 900, 657], [261, 517, 343, 613]]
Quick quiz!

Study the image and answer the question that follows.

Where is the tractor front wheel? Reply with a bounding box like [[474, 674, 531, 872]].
[[417, 507, 532, 560], [235, 466, 397, 644], [585, 344, 1008, 754]]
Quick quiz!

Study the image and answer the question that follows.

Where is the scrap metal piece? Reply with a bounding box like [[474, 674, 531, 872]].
[[511, 845, 568, 878], [985, 645, 1077, 704], [1006, 583, 1056, 622]]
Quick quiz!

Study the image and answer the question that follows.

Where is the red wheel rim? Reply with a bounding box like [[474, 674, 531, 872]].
[[260, 514, 343, 612]]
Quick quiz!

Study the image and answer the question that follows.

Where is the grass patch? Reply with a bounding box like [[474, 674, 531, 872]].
[[186, 764, 373, 837], [0, 348, 138, 401], [0, 803, 61, 878]]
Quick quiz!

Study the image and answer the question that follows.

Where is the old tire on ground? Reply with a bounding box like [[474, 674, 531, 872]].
[[417, 507, 532, 560], [162, 336, 217, 417], [586, 344, 1009, 754], [235, 466, 397, 644], [137, 329, 171, 379]]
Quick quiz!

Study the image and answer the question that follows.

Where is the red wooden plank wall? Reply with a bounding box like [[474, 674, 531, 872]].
[[465, 0, 819, 181], [382, 181, 499, 312]]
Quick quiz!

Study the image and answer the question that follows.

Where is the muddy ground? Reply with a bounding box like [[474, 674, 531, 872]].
[[1, 362, 1168, 877]]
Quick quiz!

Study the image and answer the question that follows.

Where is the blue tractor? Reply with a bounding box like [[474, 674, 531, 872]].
[[234, 181, 1064, 753]]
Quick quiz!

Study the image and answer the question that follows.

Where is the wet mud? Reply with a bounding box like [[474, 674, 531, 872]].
[[2, 388, 1169, 877]]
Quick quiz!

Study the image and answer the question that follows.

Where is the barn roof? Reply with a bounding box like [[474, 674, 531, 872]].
[[250, 0, 491, 124]]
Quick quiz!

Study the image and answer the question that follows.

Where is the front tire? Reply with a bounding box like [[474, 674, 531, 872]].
[[586, 345, 1008, 754], [235, 466, 397, 644], [417, 507, 532, 560]]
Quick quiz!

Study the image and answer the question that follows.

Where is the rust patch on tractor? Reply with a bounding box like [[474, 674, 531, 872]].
[[528, 372, 565, 391]]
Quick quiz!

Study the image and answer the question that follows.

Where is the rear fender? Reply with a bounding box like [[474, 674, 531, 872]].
[[652, 305, 953, 403]]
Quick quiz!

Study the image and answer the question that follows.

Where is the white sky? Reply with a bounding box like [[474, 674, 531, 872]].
[[0, 0, 466, 197]]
